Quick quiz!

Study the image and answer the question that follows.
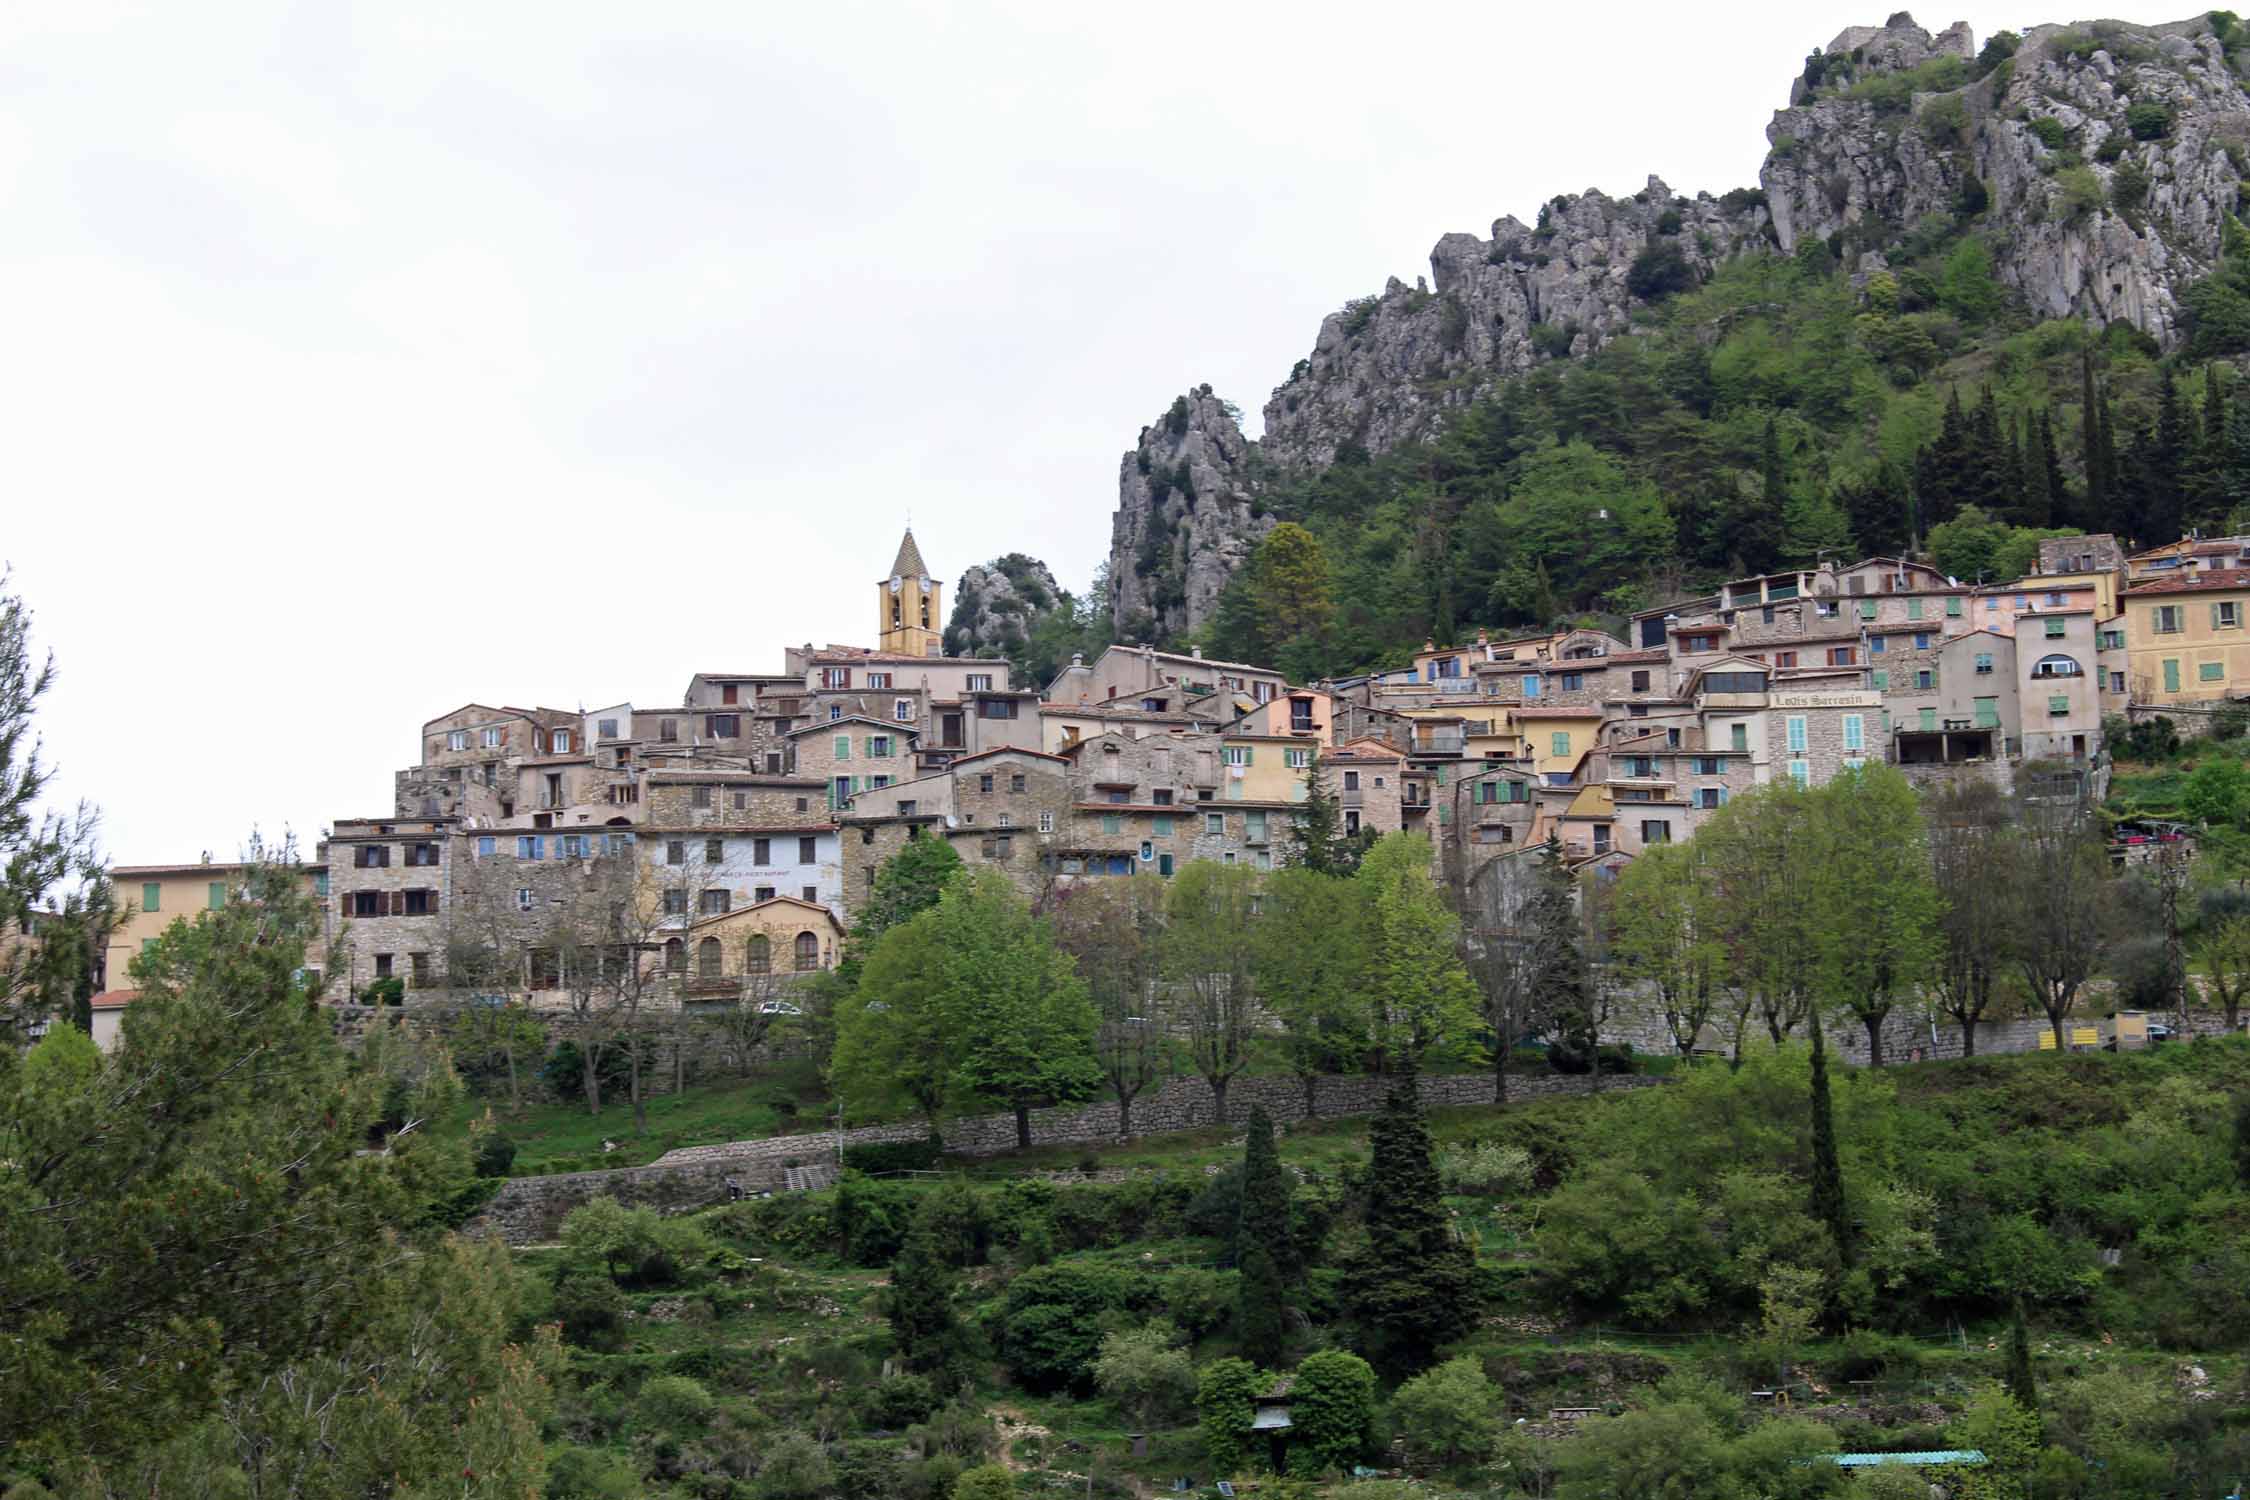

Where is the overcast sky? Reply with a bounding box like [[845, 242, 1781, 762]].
[[0, 1, 2192, 865]]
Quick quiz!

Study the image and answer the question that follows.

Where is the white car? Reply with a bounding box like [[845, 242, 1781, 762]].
[[756, 999, 803, 1016]]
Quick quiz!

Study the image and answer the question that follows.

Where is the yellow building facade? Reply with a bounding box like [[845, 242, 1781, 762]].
[[2124, 571, 2250, 705]]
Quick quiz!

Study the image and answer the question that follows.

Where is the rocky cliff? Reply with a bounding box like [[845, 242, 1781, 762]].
[[1107, 386, 1269, 643], [945, 553, 1065, 662], [1102, 11, 2250, 640]]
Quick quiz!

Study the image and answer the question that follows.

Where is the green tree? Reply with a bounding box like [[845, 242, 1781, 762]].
[[1927, 778, 2012, 1055], [1359, 834, 1483, 1069], [1251, 867, 1371, 1114], [1606, 841, 1724, 1057], [1810, 765, 1941, 1065], [1700, 780, 1821, 1048], [1236, 1105, 1293, 1365], [849, 837, 966, 969], [0, 862, 491, 1469], [1389, 1355, 1504, 1468], [0, 578, 104, 1029], [1195, 1357, 1264, 1475], [1164, 861, 1263, 1123], [933, 871, 1100, 1148], [1247, 522, 1337, 680], [1049, 877, 1172, 1137], [1287, 1349, 1378, 1473], [1285, 749, 1369, 875], [2182, 755, 2249, 828], [833, 908, 957, 1127], [1345, 1069, 1475, 1373], [2006, 1299, 2038, 1413]]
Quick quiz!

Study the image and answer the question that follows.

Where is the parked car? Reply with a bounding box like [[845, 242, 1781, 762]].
[[756, 999, 803, 1016]]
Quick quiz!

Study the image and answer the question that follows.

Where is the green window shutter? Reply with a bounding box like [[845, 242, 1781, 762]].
[[1153, 815, 1172, 836], [2045, 618, 2065, 638], [1974, 697, 2000, 728], [2164, 659, 2181, 693], [2049, 695, 2069, 715], [1860, 600, 1877, 620], [207, 882, 226, 910], [1945, 597, 1962, 617], [1730, 723, 1748, 752], [1550, 732, 1569, 757], [141, 882, 161, 913], [833, 736, 850, 760], [1919, 707, 1937, 731], [2200, 661, 2226, 682], [1437, 805, 1452, 825], [1907, 598, 1923, 620], [1872, 669, 1888, 690], [1101, 814, 1121, 835]]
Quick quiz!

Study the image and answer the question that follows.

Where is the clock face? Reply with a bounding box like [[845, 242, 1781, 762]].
[[889, 578, 901, 593]]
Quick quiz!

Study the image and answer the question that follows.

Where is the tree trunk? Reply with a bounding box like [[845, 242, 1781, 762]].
[[505, 1037, 521, 1109], [582, 1042, 603, 1117], [1958, 1014, 1978, 1056], [1116, 1091, 1134, 1141], [1864, 1013, 1886, 1069], [1303, 1072, 1320, 1118], [1210, 1074, 1230, 1126], [2048, 1009, 2069, 1050], [1492, 1050, 1509, 1104], [1014, 1105, 1032, 1150]]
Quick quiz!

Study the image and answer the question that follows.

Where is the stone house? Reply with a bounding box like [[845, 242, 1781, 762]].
[[1044, 643, 1282, 708], [784, 716, 921, 811], [327, 817, 459, 998], [641, 826, 842, 916], [2125, 568, 2250, 705], [2016, 608, 2105, 761], [1039, 702, 1206, 752], [1328, 738, 1406, 840], [657, 895, 845, 994]]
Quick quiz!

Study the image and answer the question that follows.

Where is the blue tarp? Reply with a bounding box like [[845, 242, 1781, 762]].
[[1822, 1450, 1987, 1468]]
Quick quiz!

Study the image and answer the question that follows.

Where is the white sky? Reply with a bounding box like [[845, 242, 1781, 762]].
[[0, 2, 2191, 865]]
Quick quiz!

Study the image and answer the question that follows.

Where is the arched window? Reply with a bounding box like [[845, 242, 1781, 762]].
[[746, 934, 772, 975], [663, 937, 684, 973], [698, 936, 722, 979], [2031, 654, 2083, 678], [794, 931, 820, 971]]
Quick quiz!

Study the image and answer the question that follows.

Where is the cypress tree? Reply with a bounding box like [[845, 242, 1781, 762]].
[[2081, 349, 2107, 526], [887, 1216, 970, 1381], [2233, 1092, 2250, 1189], [2040, 410, 2068, 526], [1808, 1016, 1854, 1269], [1236, 1105, 1293, 1366], [1345, 1066, 1475, 1374], [2226, 387, 2250, 527], [2006, 1298, 2039, 1413], [2018, 411, 2054, 528], [2148, 368, 2188, 544], [1841, 461, 1912, 555]]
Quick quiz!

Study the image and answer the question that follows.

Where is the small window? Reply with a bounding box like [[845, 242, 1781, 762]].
[[2050, 694, 2072, 715], [700, 889, 730, 915], [1010, 773, 1026, 793], [141, 881, 161, 913], [476, 835, 496, 858], [799, 836, 817, 864], [794, 931, 821, 971], [2200, 661, 2227, 682], [698, 936, 722, 978], [1038, 810, 1055, 833], [664, 890, 689, 916], [666, 839, 685, 865], [705, 837, 724, 864], [552, 729, 572, 754], [966, 674, 993, 692], [446, 729, 470, 751], [515, 888, 534, 913], [664, 938, 685, 973], [481, 726, 504, 748], [747, 935, 772, 974], [691, 785, 713, 809], [516, 836, 543, 861], [659, 719, 678, 742]]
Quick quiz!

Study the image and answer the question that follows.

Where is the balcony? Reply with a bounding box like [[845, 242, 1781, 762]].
[[1415, 733, 1466, 755]]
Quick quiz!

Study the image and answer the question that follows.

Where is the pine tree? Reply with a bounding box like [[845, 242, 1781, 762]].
[[1344, 1066, 1475, 1374], [2006, 1298, 2038, 1413], [1840, 460, 1913, 555], [1236, 1105, 1293, 1366], [1808, 1015, 1854, 1269]]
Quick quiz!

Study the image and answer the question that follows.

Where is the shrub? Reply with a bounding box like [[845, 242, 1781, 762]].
[[1919, 94, 1969, 146], [951, 1463, 1015, 1500], [1093, 1320, 1197, 1428], [1626, 243, 1695, 301], [2214, 702, 2250, 741], [1338, 296, 1381, 337], [2096, 130, 2129, 163], [1196, 1357, 1264, 1475], [1721, 186, 1769, 212], [2028, 116, 2069, 150], [359, 977, 404, 1006], [2055, 165, 2105, 219], [551, 1273, 628, 1350], [757, 1431, 835, 1499], [1290, 1350, 1379, 1474], [992, 1262, 1153, 1393], [832, 1172, 918, 1266], [1529, 322, 1575, 359], [560, 1196, 710, 1287], [2112, 158, 2151, 217], [1165, 1267, 1236, 1339], [1390, 1355, 1505, 1468], [1655, 209, 1683, 235], [471, 1130, 515, 1178], [1438, 1141, 1535, 1196], [2127, 100, 2173, 140], [637, 1374, 716, 1433], [868, 1373, 943, 1430], [842, 1134, 947, 1174], [544, 1445, 641, 1499]]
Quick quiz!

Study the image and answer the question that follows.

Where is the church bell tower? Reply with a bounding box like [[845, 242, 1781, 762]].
[[878, 528, 943, 657]]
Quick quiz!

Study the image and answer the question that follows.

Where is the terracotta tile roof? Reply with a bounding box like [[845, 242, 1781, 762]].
[[1509, 705, 1605, 718], [2127, 569, 2250, 596], [89, 989, 138, 1010]]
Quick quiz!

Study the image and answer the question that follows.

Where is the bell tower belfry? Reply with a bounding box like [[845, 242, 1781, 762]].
[[878, 527, 943, 657]]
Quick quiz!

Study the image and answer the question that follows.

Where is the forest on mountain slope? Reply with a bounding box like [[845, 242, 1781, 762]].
[[1196, 214, 2250, 683]]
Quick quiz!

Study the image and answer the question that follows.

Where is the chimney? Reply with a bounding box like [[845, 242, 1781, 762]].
[[1070, 652, 1083, 667], [1191, 646, 1202, 659]]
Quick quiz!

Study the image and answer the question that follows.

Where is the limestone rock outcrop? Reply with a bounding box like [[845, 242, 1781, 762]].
[[946, 554, 1065, 663], [1107, 387, 1270, 643]]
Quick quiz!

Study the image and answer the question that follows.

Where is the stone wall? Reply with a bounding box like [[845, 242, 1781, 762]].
[[471, 1068, 1665, 1244]]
